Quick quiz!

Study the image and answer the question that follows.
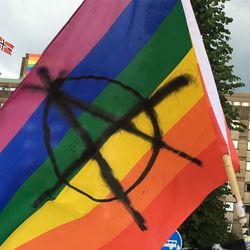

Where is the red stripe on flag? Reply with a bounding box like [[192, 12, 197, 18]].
[[3, 47, 12, 55], [16, 141, 226, 250], [16, 97, 229, 250], [4, 40, 14, 50], [100, 141, 227, 250]]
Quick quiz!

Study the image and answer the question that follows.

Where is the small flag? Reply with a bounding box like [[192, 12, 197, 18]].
[[25, 54, 41, 75], [0, 36, 14, 55]]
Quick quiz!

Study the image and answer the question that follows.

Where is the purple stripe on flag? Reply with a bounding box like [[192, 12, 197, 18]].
[[0, 0, 130, 153]]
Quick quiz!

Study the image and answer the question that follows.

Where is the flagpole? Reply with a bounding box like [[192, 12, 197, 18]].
[[223, 154, 250, 249]]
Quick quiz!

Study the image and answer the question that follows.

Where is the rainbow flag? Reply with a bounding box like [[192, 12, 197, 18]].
[[0, 0, 239, 249], [25, 54, 40, 75]]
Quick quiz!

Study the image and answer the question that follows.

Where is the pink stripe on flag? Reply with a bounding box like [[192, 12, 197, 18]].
[[0, 0, 131, 152]]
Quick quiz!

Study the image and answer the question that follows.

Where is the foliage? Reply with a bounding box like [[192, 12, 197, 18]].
[[179, 184, 237, 248], [179, 0, 244, 247]]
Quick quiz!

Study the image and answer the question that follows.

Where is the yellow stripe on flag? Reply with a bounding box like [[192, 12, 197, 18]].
[[2, 48, 204, 249]]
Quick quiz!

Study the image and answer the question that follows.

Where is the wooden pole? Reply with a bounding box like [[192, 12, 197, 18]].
[[223, 154, 250, 249]]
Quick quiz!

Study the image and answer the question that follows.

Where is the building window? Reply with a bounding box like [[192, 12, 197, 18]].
[[226, 181, 231, 191], [233, 101, 240, 106], [248, 142, 250, 150], [242, 102, 249, 107], [226, 201, 234, 212], [245, 184, 250, 192], [232, 120, 240, 130], [247, 162, 250, 171], [245, 205, 250, 214], [4, 87, 16, 91], [227, 223, 233, 233], [233, 140, 238, 149]]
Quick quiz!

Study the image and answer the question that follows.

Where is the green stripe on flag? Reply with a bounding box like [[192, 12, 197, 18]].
[[0, 2, 191, 244]]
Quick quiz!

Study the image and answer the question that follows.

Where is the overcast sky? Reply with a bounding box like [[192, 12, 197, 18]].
[[0, 0, 83, 78], [225, 0, 250, 92], [0, 0, 249, 92]]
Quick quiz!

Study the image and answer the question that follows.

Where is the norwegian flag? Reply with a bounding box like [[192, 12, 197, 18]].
[[0, 36, 14, 55]]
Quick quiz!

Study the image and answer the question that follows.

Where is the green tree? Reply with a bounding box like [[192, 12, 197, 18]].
[[179, 185, 237, 248], [179, 0, 244, 247]]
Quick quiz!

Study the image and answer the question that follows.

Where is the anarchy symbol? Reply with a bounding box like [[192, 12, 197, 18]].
[[26, 67, 201, 230]]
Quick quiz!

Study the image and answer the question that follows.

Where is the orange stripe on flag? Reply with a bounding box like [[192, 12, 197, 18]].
[[100, 141, 227, 250], [16, 96, 225, 250]]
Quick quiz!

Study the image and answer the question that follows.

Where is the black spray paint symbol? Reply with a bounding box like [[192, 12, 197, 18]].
[[26, 67, 201, 230]]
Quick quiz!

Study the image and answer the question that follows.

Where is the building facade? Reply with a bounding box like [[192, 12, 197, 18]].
[[0, 78, 20, 107], [0, 53, 40, 107], [226, 93, 250, 237]]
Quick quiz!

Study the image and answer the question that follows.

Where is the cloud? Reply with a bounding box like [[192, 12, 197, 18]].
[[225, 0, 250, 92], [0, 0, 83, 78]]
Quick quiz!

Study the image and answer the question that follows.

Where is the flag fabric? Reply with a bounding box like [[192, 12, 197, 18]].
[[0, 0, 239, 249], [0, 36, 14, 55], [25, 54, 41, 75]]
